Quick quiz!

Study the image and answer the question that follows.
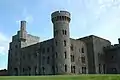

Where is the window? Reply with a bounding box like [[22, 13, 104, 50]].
[[82, 47, 84, 53], [56, 41, 57, 46], [62, 30, 67, 35], [47, 47, 49, 52], [47, 56, 50, 64], [42, 48, 45, 53], [42, 56, 45, 64], [103, 64, 105, 73], [99, 64, 101, 73], [65, 64, 67, 72], [28, 67, 31, 75], [62, 16, 64, 20], [15, 45, 18, 48], [42, 67, 45, 74], [70, 44, 74, 51], [23, 68, 25, 72], [56, 65, 58, 72], [35, 66, 37, 75], [52, 46, 54, 52], [71, 55, 75, 62], [52, 66, 55, 74], [62, 30, 64, 35], [34, 52, 37, 58], [81, 56, 85, 63], [71, 66, 75, 73], [112, 68, 117, 74], [64, 40, 66, 46], [65, 30, 67, 35], [64, 51, 67, 59], [55, 52, 57, 58], [82, 67, 86, 74]]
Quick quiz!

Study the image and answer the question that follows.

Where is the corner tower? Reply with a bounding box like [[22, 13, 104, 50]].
[[51, 11, 71, 74]]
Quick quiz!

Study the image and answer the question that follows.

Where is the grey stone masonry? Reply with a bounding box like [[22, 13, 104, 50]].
[[8, 10, 120, 76]]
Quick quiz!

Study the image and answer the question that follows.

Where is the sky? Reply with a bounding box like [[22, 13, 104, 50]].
[[0, 0, 120, 69]]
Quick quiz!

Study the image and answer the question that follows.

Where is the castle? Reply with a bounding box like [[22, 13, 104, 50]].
[[7, 11, 120, 76]]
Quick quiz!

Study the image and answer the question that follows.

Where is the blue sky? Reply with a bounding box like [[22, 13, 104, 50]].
[[0, 0, 120, 69]]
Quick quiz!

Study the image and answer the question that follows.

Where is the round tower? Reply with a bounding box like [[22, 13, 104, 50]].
[[51, 11, 71, 74]]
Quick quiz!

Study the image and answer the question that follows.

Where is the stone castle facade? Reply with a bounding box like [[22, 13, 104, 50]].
[[7, 11, 120, 76]]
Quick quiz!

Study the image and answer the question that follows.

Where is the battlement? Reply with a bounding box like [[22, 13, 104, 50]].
[[51, 11, 71, 23], [104, 44, 120, 50], [51, 10, 70, 18]]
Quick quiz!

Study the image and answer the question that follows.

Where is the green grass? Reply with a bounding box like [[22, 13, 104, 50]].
[[0, 75, 120, 80]]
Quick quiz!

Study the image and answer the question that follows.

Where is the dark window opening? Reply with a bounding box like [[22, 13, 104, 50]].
[[64, 51, 67, 59], [71, 66, 75, 73], [42, 67, 45, 74], [42, 56, 45, 64], [65, 30, 67, 35], [23, 68, 24, 72], [82, 47, 84, 53], [82, 67, 86, 74], [14, 68, 18, 76], [62, 16, 64, 20], [111, 68, 117, 74], [42, 48, 45, 53], [99, 64, 101, 73], [47, 56, 50, 64], [103, 64, 105, 73], [28, 67, 31, 76], [56, 65, 58, 72], [35, 66, 37, 75], [47, 47, 49, 52], [34, 53, 37, 58], [52, 46, 54, 52], [71, 55, 75, 62], [64, 40, 66, 46], [52, 66, 55, 74], [56, 41, 57, 46], [15, 45, 18, 48], [62, 30, 64, 35], [81, 56, 85, 63], [70, 44, 74, 51], [56, 52, 57, 58], [65, 64, 67, 72]]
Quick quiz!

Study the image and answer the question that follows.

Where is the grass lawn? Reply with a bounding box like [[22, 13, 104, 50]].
[[0, 75, 120, 80]]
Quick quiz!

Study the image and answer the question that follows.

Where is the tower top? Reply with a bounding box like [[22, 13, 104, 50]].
[[51, 10, 71, 18], [51, 10, 71, 23]]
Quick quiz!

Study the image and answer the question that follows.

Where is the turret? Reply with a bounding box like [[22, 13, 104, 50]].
[[51, 11, 71, 74], [20, 21, 27, 41]]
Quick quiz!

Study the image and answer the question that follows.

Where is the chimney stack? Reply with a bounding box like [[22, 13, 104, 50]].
[[20, 20, 26, 31]]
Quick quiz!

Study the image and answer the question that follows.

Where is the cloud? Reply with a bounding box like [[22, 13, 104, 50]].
[[0, 32, 11, 55]]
